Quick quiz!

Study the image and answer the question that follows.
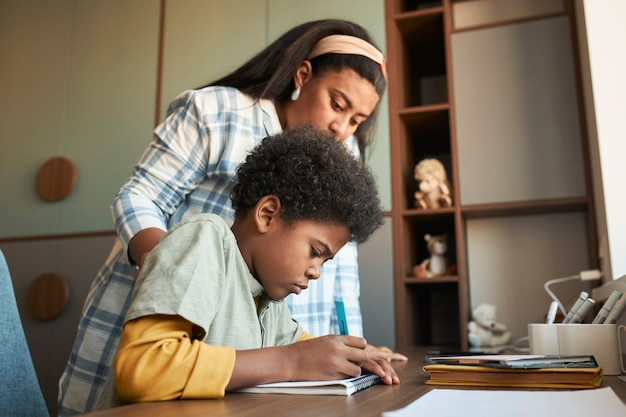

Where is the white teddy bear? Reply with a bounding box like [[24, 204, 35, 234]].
[[468, 303, 512, 348]]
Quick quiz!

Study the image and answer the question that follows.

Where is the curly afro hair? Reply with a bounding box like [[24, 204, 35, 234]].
[[230, 126, 383, 244]]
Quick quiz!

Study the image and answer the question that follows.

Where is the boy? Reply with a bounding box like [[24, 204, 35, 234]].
[[96, 126, 399, 409]]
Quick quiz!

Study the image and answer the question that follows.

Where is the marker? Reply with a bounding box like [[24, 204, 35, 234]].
[[546, 301, 559, 324], [562, 291, 588, 323], [569, 297, 595, 323], [335, 298, 349, 335], [592, 290, 622, 324], [604, 291, 626, 324]]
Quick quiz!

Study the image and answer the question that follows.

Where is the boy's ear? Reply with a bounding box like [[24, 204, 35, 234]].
[[254, 195, 281, 233]]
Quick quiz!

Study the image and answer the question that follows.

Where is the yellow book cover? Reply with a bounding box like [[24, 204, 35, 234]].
[[423, 363, 603, 389]]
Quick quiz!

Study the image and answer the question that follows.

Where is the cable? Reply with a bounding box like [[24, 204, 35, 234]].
[[511, 336, 529, 353], [477, 337, 530, 354], [543, 274, 579, 316], [543, 270, 602, 317]]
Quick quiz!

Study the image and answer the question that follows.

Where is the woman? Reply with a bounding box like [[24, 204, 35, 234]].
[[58, 19, 403, 416]]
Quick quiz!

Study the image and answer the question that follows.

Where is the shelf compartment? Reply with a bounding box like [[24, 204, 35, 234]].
[[402, 213, 456, 278], [400, 105, 450, 147], [399, 106, 452, 211], [394, 10, 447, 107], [404, 282, 460, 347]]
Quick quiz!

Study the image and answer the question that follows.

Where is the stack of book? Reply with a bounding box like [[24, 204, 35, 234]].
[[423, 354, 603, 389]]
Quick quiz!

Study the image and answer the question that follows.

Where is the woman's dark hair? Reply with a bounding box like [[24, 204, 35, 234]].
[[230, 126, 383, 244], [202, 19, 386, 160]]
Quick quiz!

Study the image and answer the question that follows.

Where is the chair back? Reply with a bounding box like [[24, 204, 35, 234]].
[[0, 250, 49, 417]]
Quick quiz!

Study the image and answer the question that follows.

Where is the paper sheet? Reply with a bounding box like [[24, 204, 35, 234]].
[[382, 387, 626, 417]]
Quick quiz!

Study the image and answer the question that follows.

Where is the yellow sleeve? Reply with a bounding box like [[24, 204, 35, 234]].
[[115, 314, 236, 403], [297, 331, 316, 341]]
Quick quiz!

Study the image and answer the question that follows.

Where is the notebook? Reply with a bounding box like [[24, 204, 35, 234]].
[[237, 373, 382, 396]]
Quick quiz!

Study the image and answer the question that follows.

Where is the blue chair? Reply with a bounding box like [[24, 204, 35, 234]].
[[0, 250, 49, 417]]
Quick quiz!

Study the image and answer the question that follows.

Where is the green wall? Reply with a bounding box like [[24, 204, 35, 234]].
[[0, 0, 390, 239]]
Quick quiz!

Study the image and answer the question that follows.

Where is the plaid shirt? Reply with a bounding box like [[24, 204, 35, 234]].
[[58, 87, 363, 416]]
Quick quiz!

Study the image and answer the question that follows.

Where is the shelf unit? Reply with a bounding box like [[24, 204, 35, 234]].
[[385, 0, 597, 351]]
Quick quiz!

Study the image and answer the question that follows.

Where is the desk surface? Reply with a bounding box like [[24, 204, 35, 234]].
[[80, 348, 626, 417]]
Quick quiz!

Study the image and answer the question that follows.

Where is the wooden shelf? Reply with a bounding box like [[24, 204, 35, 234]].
[[461, 198, 590, 219], [386, 0, 462, 350], [405, 275, 459, 284], [395, 8, 444, 39], [386, 0, 596, 352], [399, 103, 449, 116]]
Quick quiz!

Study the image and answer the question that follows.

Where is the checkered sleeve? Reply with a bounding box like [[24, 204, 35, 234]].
[[111, 90, 216, 258], [332, 242, 363, 337]]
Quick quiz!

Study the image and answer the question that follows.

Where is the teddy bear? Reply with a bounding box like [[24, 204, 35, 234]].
[[468, 303, 512, 348], [412, 233, 448, 278], [413, 158, 452, 209]]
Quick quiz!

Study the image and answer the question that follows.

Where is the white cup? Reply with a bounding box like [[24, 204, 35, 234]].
[[528, 323, 626, 375]]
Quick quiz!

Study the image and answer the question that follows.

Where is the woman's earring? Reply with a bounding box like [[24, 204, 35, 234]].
[[291, 87, 301, 101]]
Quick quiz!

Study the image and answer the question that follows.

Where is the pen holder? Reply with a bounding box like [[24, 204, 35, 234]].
[[528, 323, 626, 375]]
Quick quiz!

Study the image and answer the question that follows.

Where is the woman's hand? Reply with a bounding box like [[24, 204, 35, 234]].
[[128, 227, 165, 278]]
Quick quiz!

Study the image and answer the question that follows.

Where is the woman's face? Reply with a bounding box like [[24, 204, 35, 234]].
[[283, 64, 380, 141]]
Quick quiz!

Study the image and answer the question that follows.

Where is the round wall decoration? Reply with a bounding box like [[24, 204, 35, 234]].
[[36, 156, 77, 202], [28, 272, 70, 321]]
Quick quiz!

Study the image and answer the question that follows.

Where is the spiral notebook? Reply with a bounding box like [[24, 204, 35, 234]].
[[237, 373, 382, 396]]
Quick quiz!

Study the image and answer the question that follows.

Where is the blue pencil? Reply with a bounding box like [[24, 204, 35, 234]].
[[335, 298, 349, 335]]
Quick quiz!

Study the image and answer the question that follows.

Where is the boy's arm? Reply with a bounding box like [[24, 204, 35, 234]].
[[115, 315, 236, 402], [226, 334, 393, 390], [115, 315, 396, 403]]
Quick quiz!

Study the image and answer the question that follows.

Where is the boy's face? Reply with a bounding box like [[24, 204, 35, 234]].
[[252, 217, 350, 301]]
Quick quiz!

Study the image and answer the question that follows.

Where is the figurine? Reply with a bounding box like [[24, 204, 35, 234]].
[[413, 234, 448, 278], [414, 158, 452, 209]]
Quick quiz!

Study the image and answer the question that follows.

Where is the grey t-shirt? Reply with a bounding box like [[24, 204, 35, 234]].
[[127, 213, 304, 348]]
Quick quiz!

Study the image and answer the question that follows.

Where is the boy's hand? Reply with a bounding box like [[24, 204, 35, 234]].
[[365, 344, 408, 362], [288, 335, 368, 381], [361, 352, 400, 386], [362, 345, 405, 385], [287, 336, 400, 385]]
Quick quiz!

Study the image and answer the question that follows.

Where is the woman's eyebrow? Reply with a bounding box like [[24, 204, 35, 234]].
[[334, 89, 370, 118]]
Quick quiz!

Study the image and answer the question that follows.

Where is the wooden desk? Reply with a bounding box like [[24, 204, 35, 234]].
[[80, 348, 626, 417]]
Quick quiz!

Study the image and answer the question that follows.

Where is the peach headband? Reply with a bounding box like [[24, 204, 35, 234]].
[[308, 34, 387, 80]]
